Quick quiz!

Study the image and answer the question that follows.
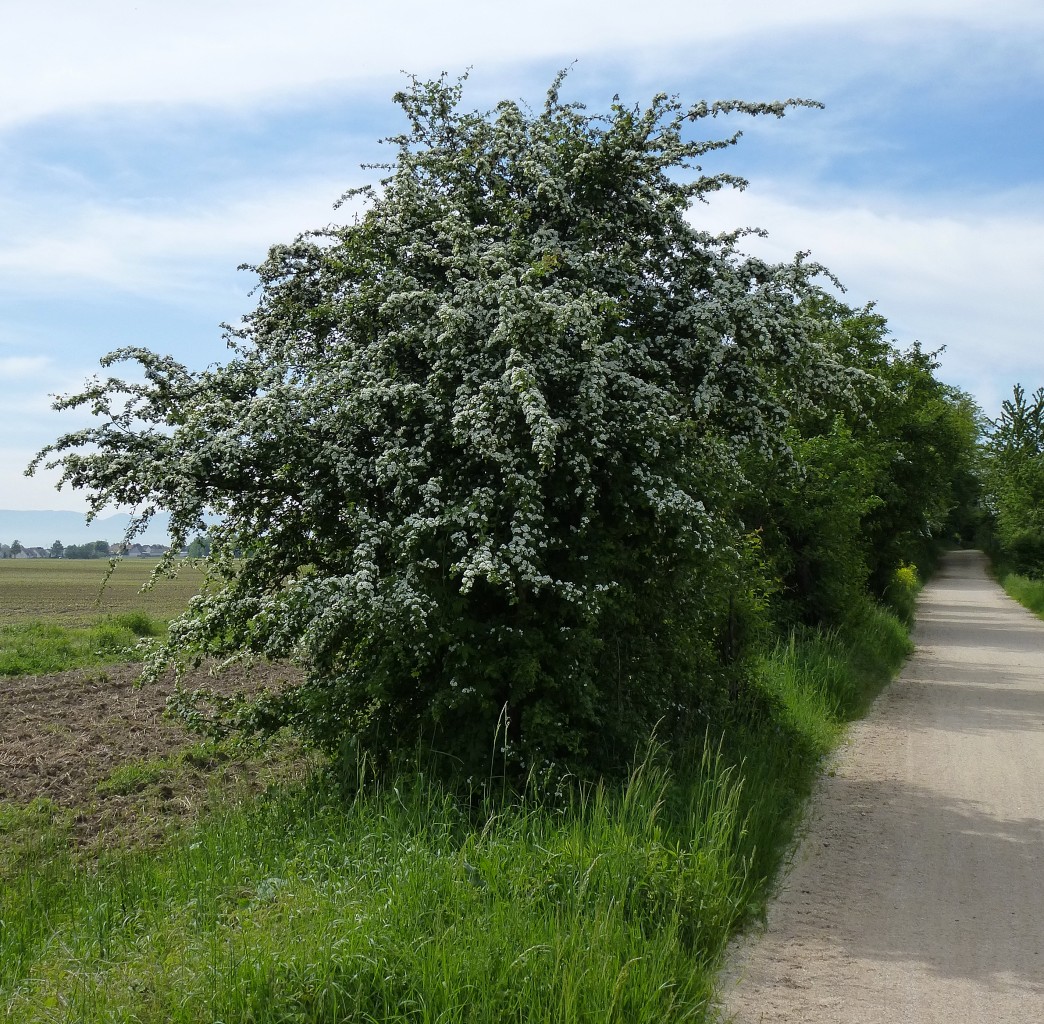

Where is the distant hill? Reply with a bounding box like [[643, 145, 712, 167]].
[[0, 509, 174, 549]]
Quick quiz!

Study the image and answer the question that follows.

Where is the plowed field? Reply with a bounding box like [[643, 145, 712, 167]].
[[1, 660, 305, 846]]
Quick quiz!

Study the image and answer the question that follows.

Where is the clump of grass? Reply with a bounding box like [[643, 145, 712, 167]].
[[2, 743, 753, 1022], [0, 613, 165, 676], [110, 610, 165, 638], [95, 758, 171, 797], [94, 739, 286, 799]]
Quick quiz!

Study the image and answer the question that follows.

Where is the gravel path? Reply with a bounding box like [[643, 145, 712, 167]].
[[716, 549, 1044, 1023]]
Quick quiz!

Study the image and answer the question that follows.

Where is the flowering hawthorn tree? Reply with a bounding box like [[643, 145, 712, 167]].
[[32, 73, 848, 775]]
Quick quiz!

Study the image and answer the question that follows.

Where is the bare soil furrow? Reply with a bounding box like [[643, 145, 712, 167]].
[[0, 660, 305, 845]]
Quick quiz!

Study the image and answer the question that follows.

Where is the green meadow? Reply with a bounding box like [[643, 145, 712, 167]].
[[0, 559, 202, 626]]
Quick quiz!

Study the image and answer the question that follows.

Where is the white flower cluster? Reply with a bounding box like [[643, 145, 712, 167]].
[[32, 73, 854, 761]]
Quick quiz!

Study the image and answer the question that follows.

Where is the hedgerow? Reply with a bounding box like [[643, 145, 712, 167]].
[[31, 74, 883, 776]]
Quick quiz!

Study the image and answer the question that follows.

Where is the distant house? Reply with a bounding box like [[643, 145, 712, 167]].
[[13, 547, 49, 559], [123, 543, 170, 558]]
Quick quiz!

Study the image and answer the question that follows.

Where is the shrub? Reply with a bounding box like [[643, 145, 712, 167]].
[[110, 611, 164, 638], [884, 561, 920, 625], [32, 73, 847, 778]]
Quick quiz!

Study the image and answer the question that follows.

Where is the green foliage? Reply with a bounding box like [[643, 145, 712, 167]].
[[747, 421, 880, 627], [884, 561, 921, 625], [1003, 528, 1044, 576], [857, 343, 981, 591], [186, 533, 212, 559], [62, 539, 113, 559], [985, 384, 1044, 575], [739, 298, 981, 626], [33, 73, 851, 776]]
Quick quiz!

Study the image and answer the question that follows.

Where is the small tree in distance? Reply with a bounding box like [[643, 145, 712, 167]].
[[186, 534, 212, 559], [31, 72, 852, 777], [985, 383, 1044, 574]]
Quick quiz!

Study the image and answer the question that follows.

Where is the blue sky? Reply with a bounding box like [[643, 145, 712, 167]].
[[3, 0, 1044, 511]]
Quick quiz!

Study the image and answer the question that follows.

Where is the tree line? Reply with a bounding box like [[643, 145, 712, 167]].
[[983, 384, 1044, 575], [0, 537, 212, 559], [0, 539, 113, 559], [26, 73, 1002, 780]]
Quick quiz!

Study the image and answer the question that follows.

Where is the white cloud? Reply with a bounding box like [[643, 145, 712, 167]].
[[3, 1, 1042, 129], [693, 183, 1044, 414], [0, 176, 364, 300], [0, 355, 52, 379], [4, 166, 1042, 422], [1, 360, 145, 512]]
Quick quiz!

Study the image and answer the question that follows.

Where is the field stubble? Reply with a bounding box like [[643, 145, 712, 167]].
[[0, 558, 204, 625]]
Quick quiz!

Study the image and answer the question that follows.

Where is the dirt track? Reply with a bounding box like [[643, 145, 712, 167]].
[[717, 549, 1044, 1023]]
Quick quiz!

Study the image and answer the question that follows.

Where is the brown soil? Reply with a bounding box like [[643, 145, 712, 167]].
[[716, 550, 1044, 1022], [0, 660, 307, 847]]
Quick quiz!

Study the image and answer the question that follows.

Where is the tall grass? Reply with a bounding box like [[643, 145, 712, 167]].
[[2, 746, 749, 1022], [0, 599, 911, 1022], [1000, 572, 1044, 619], [987, 549, 1044, 620]]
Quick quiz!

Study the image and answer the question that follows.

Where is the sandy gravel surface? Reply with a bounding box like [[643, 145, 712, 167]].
[[717, 549, 1044, 1023]]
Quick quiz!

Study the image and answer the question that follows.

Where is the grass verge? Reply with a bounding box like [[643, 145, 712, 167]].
[[999, 572, 1044, 619], [987, 550, 1044, 619], [0, 600, 910, 1023]]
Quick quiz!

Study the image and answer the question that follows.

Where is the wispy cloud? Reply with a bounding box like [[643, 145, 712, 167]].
[[4, 1, 1042, 128], [695, 183, 1044, 412], [0, 355, 53, 378], [0, 176, 364, 301]]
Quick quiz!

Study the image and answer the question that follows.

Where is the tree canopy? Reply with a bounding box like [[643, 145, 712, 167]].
[[984, 384, 1044, 574], [32, 73, 977, 777]]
